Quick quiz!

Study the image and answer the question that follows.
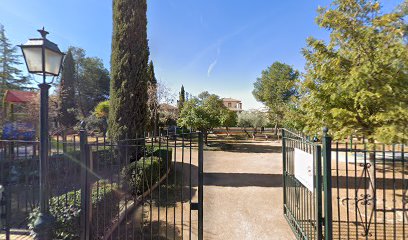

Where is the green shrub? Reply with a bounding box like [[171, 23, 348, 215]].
[[28, 180, 118, 239], [122, 148, 172, 196]]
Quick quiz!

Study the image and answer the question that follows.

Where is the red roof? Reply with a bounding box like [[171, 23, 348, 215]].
[[4, 90, 37, 103]]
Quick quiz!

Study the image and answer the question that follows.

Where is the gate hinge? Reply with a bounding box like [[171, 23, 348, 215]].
[[191, 202, 199, 211]]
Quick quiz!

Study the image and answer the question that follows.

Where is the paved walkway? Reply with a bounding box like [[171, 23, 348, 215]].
[[203, 141, 294, 240]]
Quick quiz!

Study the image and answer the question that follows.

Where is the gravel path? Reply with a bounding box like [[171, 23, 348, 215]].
[[202, 141, 294, 240]]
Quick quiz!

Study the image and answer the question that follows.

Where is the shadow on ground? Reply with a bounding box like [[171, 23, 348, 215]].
[[204, 172, 282, 187], [148, 162, 199, 207], [114, 219, 182, 240], [223, 143, 282, 153]]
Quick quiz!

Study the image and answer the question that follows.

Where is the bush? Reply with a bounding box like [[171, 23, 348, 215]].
[[122, 147, 172, 196], [146, 146, 172, 162], [28, 180, 118, 239]]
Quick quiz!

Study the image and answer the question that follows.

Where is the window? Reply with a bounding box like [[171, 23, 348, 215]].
[[228, 103, 231, 107]]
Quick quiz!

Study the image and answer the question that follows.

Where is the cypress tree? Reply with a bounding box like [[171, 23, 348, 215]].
[[57, 50, 77, 128], [178, 85, 185, 113], [109, 0, 149, 141], [147, 60, 158, 133], [147, 60, 157, 85]]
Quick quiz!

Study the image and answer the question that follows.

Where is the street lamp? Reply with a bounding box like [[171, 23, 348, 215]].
[[19, 28, 64, 239]]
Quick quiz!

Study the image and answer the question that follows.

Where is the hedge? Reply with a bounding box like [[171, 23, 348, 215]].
[[28, 180, 119, 239]]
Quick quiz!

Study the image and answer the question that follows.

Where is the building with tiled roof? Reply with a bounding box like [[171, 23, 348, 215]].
[[222, 98, 243, 113], [2, 90, 38, 120], [3, 90, 37, 103]]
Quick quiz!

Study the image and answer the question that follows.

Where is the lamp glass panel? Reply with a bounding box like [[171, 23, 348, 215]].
[[22, 47, 43, 73], [44, 48, 63, 75]]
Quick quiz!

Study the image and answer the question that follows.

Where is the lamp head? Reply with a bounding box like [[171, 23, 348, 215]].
[[19, 28, 64, 82]]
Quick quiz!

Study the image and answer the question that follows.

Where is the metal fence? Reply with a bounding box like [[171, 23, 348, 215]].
[[283, 128, 407, 240], [0, 140, 40, 239], [331, 142, 407, 239], [0, 129, 204, 240]]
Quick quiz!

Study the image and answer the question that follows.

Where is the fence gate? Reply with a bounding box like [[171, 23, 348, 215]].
[[282, 128, 332, 240], [80, 130, 204, 240]]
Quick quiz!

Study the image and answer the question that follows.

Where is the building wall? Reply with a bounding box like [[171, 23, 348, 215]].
[[222, 99, 243, 112]]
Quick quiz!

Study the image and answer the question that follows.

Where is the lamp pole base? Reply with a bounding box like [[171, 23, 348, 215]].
[[32, 212, 55, 240]]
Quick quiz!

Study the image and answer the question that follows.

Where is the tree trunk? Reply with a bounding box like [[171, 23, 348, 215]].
[[62, 130, 67, 153], [204, 131, 208, 145], [274, 122, 278, 135], [243, 127, 250, 138]]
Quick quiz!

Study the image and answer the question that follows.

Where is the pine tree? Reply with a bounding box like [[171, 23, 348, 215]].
[[0, 24, 28, 98], [109, 0, 149, 141], [178, 85, 185, 114], [57, 50, 77, 129]]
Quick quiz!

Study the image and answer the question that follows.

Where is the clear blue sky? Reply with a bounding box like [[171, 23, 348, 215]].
[[0, 0, 402, 109]]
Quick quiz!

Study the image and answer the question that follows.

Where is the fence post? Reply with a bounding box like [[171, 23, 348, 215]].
[[198, 132, 204, 240], [80, 122, 91, 240], [322, 127, 332, 240], [0, 184, 9, 240], [282, 129, 286, 215], [315, 145, 323, 240]]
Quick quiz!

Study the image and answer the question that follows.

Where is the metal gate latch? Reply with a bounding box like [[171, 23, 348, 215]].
[[190, 202, 199, 211]]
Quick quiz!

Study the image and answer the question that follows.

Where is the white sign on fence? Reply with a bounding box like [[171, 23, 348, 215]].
[[294, 148, 314, 192]]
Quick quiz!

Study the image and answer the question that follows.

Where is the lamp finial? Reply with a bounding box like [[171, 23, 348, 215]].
[[38, 27, 49, 39]]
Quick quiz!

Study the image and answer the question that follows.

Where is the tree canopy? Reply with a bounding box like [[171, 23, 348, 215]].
[[68, 47, 110, 117], [252, 61, 299, 129], [237, 110, 269, 129], [301, 0, 408, 143], [177, 92, 230, 143]]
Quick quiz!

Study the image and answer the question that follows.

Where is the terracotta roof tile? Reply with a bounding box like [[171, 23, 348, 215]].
[[4, 90, 37, 103]]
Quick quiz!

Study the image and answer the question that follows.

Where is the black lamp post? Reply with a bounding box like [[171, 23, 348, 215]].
[[19, 28, 64, 239]]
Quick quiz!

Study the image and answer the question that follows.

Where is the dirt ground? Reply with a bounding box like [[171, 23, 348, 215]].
[[202, 140, 294, 240], [115, 140, 294, 240]]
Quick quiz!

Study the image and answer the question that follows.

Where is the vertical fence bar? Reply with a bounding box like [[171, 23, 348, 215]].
[[315, 145, 323, 240], [3, 184, 10, 240], [174, 134, 177, 239], [198, 132, 204, 240], [282, 129, 287, 215], [189, 130, 192, 240], [80, 123, 91, 240], [402, 144, 406, 239], [335, 142, 340, 239], [322, 128, 332, 240]]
